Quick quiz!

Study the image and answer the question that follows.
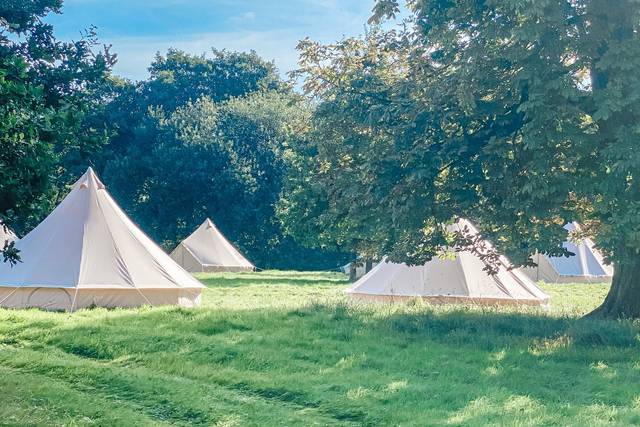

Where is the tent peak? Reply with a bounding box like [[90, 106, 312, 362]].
[[171, 217, 254, 272], [76, 167, 105, 190]]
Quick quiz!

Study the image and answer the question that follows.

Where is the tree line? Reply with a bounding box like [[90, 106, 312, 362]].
[[0, 0, 347, 270], [2, 0, 640, 317]]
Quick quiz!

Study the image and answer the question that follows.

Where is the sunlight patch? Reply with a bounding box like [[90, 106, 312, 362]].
[[212, 415, 242, 427], [529, 334, 572, 356], [582, 403, 619, 423], [339, 353, 366, 368], [491, 349, 507, 362], [347, 386, 371, 400], [590, 361, 618, 379], [503, 395, 542, 414], [447, 396, 494, 424], [592, 361, 609, 370], [385, 380, 408, 393], [448, 395, 543, 424], [484, 366, 501, 376], [318, 353, 366, 374]]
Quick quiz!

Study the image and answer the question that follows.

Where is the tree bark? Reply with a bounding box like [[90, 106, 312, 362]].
[[349, 262, 357, 282], [365, 259, 373, 273], [589, 259, 640, 318], [584, 0, 640, 319]]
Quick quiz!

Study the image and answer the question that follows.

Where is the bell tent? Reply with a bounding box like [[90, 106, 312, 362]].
[[347, 220, 549, 306], [523, 222, 613, 283], [0, 168, 204, 311], [170, 218, 254, 272]]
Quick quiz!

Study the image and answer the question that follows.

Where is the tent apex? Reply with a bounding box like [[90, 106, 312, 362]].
[[76, 167, 105, 190], [171, 217, 254, 272]]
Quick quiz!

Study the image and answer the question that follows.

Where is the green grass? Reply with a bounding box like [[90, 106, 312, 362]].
[[0, 271, 639, 426]]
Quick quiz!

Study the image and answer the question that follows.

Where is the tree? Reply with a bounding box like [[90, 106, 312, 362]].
[[91, 49, 287, 172], [105, 91, 348, 270], [105, 96, 244, 250], [94, 48, 350, 270], [283, 0, 640, 317], [0, 0, 115, 262], [141, 49, 286, 112]]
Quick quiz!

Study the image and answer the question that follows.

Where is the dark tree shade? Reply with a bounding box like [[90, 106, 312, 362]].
[[282, 0, 640, 317], [98, 49, 350, 270]]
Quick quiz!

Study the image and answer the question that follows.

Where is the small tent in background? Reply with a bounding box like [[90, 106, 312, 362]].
[[170, 218, 255, 273], [0, 224, 17, 246], [523, 222, 613, 283], [0, 168, 204, 311], [347, 219, 549, 306]]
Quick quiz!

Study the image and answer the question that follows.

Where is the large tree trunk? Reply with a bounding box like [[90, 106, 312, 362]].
[[365, 259, 373, 273], [349, 262, 357, 282], [589, 259, 640, 318], [585, 0, 640, 319]]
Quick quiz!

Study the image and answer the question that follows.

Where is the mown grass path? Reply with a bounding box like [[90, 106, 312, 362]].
[[0, 271, 638, 426]]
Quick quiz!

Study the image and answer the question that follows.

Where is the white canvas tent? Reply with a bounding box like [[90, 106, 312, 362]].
[[523, 222, 613, 283], [170, 218, 254, 272], [0, 168, 204, 311], [347, 220, 549, 306]]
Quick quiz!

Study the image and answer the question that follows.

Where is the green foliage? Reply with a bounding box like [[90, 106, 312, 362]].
[[103, 88, 347, 269], [1, 271, 638, 425], [93, 49, 288, 172], [0, 0, 114, 245], [90, 48, 350, 270], [143, 48, 287, 112], [283, 0, 640, 315], [0, 4, 347, 270]]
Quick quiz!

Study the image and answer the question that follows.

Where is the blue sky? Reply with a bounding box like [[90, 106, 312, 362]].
[[47, 0, 384, 81]]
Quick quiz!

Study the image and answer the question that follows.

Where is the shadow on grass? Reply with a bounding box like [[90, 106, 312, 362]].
[[198, 275, 349, 288], [4, 300, 639, 425]]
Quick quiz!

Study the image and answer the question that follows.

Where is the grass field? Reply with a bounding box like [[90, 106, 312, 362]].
[[1, 271, 639, 426]]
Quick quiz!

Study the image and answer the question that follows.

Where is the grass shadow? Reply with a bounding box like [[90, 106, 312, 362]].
[[2, 296, 638, 425], [199, 276, 349, 288], [196, 270, 349, 288]]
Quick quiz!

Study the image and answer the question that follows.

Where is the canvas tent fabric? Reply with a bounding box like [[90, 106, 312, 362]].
[[523, 222, 613, 283], [0, 168, 204, 311], [170, 218, 254, 273], [347, 220, 549, 306]]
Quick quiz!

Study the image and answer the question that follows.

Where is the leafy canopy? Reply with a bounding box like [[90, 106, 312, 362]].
[[282, 0, 640, 316], [0, 0, 114, 261], [100, 50, 349, 269]]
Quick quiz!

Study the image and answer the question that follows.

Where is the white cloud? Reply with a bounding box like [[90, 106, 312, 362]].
[[229, 11, 256, 23], [85, 1, 403, 82]]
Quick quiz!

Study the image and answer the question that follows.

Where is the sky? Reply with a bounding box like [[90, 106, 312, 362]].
[[47, 0, 384, 81]]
